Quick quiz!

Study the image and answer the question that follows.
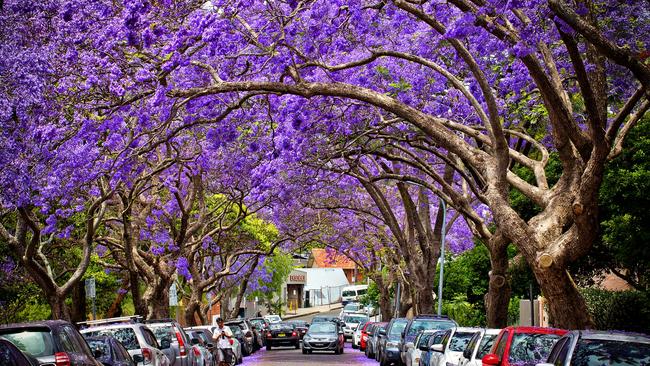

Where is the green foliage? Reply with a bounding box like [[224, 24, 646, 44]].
[[581, 288, 650, 333], [440, 295, 484, 327], [508, 296, 521, 326], [359, 281, 381, 309]]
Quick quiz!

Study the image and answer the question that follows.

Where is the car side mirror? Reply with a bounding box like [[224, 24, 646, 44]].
[[160, 339, 171, 349], [133, 354, 145, 363], [419, 344, 430, 352], [379, 329, 386, 336], [482, 354, 500, 366], [431, 344, 444, 352], [191, 338, 200, 345]]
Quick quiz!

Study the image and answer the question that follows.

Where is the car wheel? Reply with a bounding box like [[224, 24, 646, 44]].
[[266, 345, 272, 351], [302, 348, 308, 354], [352, 342, 358, 349], [294, 342, 300, 349]]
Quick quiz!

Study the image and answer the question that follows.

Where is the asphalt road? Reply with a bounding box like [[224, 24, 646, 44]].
[[242, 309, 379, 366]]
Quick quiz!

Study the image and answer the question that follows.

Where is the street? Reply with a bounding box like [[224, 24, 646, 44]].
[[242, 309, 377, 366]]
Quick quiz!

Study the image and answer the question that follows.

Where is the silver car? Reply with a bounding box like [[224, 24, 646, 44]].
[[79, 318, 170, 366], [144, 320, 196, 366], [185, 326, 242, 365]]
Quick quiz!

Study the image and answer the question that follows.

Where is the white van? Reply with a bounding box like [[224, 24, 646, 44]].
[[341, 285, 368, 305]]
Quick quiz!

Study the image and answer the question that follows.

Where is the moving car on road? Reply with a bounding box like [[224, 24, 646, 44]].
[[341, 285, 368, 305], [1, 320, 102, 366], [265, 322, 300, 350], [301, 321, 345, 355], [539, 330, 650, 366], [285, 320, 310, 340]]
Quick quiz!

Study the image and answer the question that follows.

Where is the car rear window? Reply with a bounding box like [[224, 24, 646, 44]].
[[449, 331, 477, 352], [84, 328, 140, 350], [149, 325, 175, 346], [309, 323, 336, 333], [407, 319, 456, 336], [477, 334, 498, 359], [573, 339, 650, 365], [0, 330, 55, 357], [508, 333, 561, 366], [344, 315, 368, 323]]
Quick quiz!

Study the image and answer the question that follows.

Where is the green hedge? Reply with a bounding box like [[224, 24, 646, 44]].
[[581, 288, 650, 333]]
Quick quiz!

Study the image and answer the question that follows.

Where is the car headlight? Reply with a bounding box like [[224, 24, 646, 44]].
[[386, 341, 400, 348], [303, 335, 312, 341]]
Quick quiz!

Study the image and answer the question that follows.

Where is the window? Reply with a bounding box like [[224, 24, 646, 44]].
[[407, 320, 456, 336], [464, 333, 480, 359], [417, 333, 434, 348], [508, 333, 561, 366], [477, 334, 498, 359], [494, 331, 509, 358], [572, 339, 650, 366], [358, 289, 367, 296], [57, 328, 76, 353], [142, 328, 159, 348], [85, 328, 140, 350], [449, 331, 478, 352], [0, 330, 55, 357], [388, 321, 408, 338], [149, 326, 175, 347], [546, 338, 568, 365]]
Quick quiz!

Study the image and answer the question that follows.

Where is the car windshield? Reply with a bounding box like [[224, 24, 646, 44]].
[[308, 323, 337, 334], [312, 317, 334, 323], [0, 330, 55, 357], [449, 331, 477, 352], [342, 290, 356, 297], [344, 315, 368, 323], [407, 319, 456, 336], [344, 303, 360, 311], [249, 319, 265, 327], [83, 328, 140, 350], [269, 323, 292, 330], [572, 339, 650, 365], [389, 321, 408, 338], [477, 334, 498, 359], [266, 316, 281, 322], [508, 333, 561, 366]]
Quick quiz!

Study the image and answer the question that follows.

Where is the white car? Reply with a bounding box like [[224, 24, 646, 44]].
[[457, 328, 500, 366], [263, 314, 282, 324], [429, 327, 480, 366], [352, 321, 369, 349], [341, 313, 369, 340], [338, 302, 363, 318], [404, 329, 438, 366]]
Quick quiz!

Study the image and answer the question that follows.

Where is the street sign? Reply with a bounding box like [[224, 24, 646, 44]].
[[85, 278, 96, 298], [169, 283, 178, 306]]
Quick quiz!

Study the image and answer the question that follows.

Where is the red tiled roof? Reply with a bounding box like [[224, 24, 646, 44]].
[[310, 249, 356, 269]]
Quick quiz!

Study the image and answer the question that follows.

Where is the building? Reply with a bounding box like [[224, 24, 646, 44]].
[[282, 267, 349, 309], [307, 248, 364, 284]]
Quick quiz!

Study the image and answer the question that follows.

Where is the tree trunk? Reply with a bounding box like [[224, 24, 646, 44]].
[[70, 281, 87, 323], [417, 276, 436, 315], [49, 292, 71, 321], [485, 243, 511, 328], [184, 295, 202, 326], [143, 280, 171, 319], [106, 290, 127, 318], [533, 263, 594, 329]]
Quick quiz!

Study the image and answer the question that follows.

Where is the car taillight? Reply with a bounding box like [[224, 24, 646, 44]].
[[292, 331, 297, 337], [193, 345, 201, 356], [267, 332, 272, 338], [54, 352, 71, 366], [175, 329, 187, 356], [142, 348, 153, 364]]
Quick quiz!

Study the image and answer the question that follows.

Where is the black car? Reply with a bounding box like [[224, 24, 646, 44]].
[[227, 324, 253, 356], [265, 322, 300, 350], [0, 320, 102, 366], [285, 320, 309, 340], [84, 336, 136, 366], [301, 321, 344, 355], [0, 338, 39, 366], [398, 314, 457, 365], [225, 319, 262, 352]]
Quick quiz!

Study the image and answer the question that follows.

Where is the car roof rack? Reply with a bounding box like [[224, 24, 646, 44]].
[[77, 315, 143, 327], [142, 318, 176, 324]]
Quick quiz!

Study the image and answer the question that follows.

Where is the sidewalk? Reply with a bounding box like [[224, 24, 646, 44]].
[[283, 303, 343, 320]]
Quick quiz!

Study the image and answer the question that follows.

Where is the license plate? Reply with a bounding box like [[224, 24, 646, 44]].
[[278, 333, 286, 337]]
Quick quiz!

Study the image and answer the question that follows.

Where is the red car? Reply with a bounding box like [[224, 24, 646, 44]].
[[359, 322, 374, 351], [482, 326, 567, 366]]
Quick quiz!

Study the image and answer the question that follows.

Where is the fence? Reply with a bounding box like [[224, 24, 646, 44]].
[[305, 285, 347, 307]]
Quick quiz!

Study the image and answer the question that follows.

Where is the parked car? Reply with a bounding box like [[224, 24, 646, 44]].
[[225, 319, 262, 352], [482, 326, 567, 366], [248, 318, 270, 345], [404, 330, 438, 366], [358, 322, 374, 351], [538, 330, 650, 366], [144, 319, 197, 366], [80, 318, 170, 366], [365, 322, 387, 359], [184, 329, 216, 366], [265, 322, 300, 350], [458, 329, 500, 366], [377, 317, 409, 366], [352, 320, 369, 349], [0, 338, 39, 366], [419, 330, 447, 366], [225, 324, 252, 357], [85, 336, 136, 366], [399, 314, 458, 365], [0, 320, 102, 366], [341, 285, 368, 305], [342, 313, 369, 341], [427, 327, 480, 366], [301, 321, 345, 354], [184, 326, 242, 365], [285, 320, 309, 340]]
